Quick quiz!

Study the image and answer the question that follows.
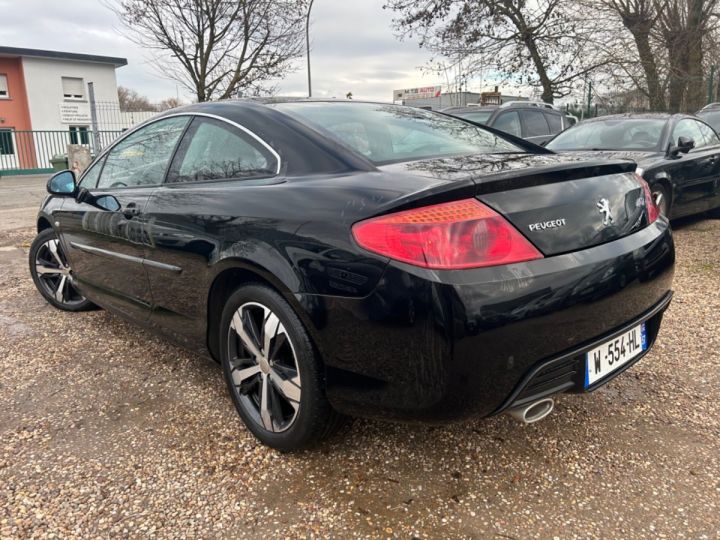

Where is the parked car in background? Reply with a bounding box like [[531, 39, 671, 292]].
[[546, 113, 720, 218], [696, 103, 720, 134], [443, 101, 574, 145], [30, 100, 673, 450]]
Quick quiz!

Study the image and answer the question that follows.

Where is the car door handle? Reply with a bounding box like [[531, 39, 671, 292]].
[[122, 203, 140, 219]]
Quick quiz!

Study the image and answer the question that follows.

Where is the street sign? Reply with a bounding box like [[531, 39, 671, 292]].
[[393, 86, 442, 101]]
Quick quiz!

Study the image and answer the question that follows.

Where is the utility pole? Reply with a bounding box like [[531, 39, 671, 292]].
[[306, 0, 315, 98], [88, 82, 102, 153], [708, 65, 716, 105], [586, 81, 592, 118]]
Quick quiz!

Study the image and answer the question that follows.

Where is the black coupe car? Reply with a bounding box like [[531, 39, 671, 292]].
[[30, 100, 674, 450], [546, 113, 720, 218]]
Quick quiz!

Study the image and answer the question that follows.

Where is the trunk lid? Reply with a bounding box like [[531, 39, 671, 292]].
[[380, 153, 649, 256]]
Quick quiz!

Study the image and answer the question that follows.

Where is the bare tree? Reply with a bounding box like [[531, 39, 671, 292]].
[[386, 0, 609, 103], [118, 86, 158, 111], [656, 0, 718, 112], [599, 0, 666, 110], [157, 97, 185, 111], [109, 0, 308, 102]]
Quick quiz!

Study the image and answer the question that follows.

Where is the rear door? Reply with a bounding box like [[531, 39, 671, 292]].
[[519, 109, 552, 145], [490, 110, 522, 138], [667, 118, 718, 216], [56, 116, 190, 320]]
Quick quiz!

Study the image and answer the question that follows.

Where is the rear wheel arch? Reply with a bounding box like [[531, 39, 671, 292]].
[[206, 262, 322, 363]]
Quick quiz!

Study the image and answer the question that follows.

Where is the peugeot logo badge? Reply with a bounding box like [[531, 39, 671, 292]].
[[597, 198, 613, 226]]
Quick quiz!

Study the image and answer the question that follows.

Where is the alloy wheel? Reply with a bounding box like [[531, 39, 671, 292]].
[[227, 301, 302, 433], [34, 238, 86, 307]]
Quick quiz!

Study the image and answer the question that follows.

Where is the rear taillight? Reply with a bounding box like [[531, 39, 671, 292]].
[[351, 198, 543, 269], [636, 174, 659, 224]]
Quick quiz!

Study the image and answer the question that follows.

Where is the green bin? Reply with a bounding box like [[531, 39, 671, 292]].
[[50, 154, 69, 172]]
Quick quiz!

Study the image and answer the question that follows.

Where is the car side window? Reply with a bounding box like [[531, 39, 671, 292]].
[[167, 117, 277, 183], [97, 116, 190, 189], [697, 121, 720, 147], [545, 112, 562, 133], [492, 111, 521, 137], [78, 155, 106, 189], [672, 119, 705, 149], [521, 110, 550, 137]]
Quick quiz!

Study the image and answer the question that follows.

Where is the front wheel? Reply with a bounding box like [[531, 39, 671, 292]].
[[29, 228, 96, 311], [219, 284, 344, 451]]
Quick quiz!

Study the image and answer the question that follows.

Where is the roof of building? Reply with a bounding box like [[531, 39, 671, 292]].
[[0, 46, 127, 67]]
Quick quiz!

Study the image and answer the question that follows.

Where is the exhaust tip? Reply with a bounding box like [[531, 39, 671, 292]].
[[508, 397, 554, 424]]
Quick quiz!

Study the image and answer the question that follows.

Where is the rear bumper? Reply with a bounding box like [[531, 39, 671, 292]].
[[493, 290, 672, 414], [297, 218, 675, 421]]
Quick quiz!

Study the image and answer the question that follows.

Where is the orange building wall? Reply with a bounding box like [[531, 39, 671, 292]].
[[0, 57, 32, 131], [0, 57, 35, 168]]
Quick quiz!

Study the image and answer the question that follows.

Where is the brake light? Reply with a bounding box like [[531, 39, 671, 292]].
[[351, 198, 543, 269], [636, 174, 659, 224]]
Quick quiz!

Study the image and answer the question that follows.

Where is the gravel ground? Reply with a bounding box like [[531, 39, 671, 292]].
[[0, 215, 719, 539]]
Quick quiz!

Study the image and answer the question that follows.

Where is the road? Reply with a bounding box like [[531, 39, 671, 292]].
[[0, 175, 718, 539]]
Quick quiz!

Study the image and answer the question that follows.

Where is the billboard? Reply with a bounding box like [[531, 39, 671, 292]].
[[393, 86, 442, 101]]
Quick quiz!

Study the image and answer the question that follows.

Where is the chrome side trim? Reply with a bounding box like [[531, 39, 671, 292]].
[[70, 242, 144, 265], [69, 242, 182, 274], [142, 258, 183, 274]]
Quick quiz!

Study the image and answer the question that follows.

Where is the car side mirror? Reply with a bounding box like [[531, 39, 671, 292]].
[[46, 170, 77, 196], [668, 136, 695, 157], [72, 187, 121, 212], [94, 195, 121, 212]]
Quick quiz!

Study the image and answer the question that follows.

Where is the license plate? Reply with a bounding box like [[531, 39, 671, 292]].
[[585, 323, 647, 388]]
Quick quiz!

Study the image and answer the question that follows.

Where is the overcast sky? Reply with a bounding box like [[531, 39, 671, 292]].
[[0, 0, 459, 103]]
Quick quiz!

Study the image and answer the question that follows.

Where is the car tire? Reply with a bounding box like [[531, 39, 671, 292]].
[[219, 283, 344, 451], [650, 183, 670, 217], [29, 228, 96, 312]]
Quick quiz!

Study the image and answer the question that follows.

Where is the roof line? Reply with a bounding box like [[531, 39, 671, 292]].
[[0, 46, 127, 67]]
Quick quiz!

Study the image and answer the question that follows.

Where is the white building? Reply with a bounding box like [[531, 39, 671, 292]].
[[0, 46, 128, 172]]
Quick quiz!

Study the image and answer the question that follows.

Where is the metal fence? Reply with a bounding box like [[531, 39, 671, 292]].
[[0, 130, 123, 175]]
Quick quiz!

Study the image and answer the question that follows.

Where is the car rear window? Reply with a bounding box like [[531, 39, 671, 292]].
[[547, 118, 666, 151], [273, 102, 523, 165], [453, 110, 493, 124], [697, 110, 720, 132]]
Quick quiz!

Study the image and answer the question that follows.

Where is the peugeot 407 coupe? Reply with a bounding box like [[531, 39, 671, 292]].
[[30, 100, 675, 450]]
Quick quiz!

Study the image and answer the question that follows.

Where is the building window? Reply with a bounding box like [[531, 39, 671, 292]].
[[0, 74, 8, 99], [61, 77, 84, 100], [69, 126, 90, 145], [0, 129, 14, 155]]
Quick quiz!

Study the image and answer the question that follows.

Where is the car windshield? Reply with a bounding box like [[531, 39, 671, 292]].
[[546, 118, 666, 151], [697, 110, 720, 131], [272, 102, 523, 164], [452, 110, 493, 125]]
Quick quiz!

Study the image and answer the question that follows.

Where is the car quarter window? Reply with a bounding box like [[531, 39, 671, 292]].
[[672, 119, 705, 148], [544, 112, 562, 133], [166, 117, 277, 183], [96, 116, 190, 189], [78, 155, 106, 189], [697, 121, 720, 147], [492, 111, 522, 137], [521, 110, 550, 137]]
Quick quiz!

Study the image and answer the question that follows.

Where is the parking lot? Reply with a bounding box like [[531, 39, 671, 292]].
[[0, 176, 719, 539]]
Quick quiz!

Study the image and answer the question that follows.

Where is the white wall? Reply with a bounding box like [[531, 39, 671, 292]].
[[21, 57, 120, 131]]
